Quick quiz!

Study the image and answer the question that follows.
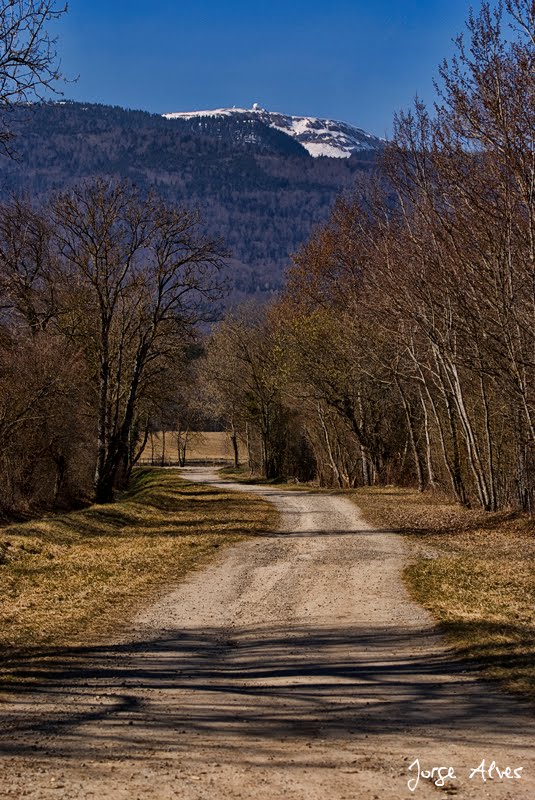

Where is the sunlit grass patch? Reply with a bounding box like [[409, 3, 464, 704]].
[[353, 487, 535, 701], [217, 465, 314, 490], [0, 468, 277, 683]]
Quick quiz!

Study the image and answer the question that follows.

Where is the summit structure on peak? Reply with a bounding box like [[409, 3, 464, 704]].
[[163, 106, 384, 159]]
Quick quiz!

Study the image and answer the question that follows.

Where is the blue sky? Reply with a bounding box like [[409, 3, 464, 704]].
[[54, 0, 475, 137]]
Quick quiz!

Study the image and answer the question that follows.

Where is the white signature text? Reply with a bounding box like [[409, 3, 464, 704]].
[[407, 758, 523, 792]]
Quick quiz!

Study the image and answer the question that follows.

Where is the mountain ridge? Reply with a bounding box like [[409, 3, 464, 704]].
[[163, 105, 384, 159], [0, 101, 380, 302]]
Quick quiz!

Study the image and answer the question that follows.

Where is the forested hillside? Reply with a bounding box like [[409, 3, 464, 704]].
[[0, 102, 378, 300]]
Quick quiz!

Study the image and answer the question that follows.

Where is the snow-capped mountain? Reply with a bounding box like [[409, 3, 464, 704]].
[[163, 105, 384, 158], [0, 101, 381, 303]]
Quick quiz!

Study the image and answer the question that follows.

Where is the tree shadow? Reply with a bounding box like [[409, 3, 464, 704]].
[[2, 622, 534, 762], [3, 491, 260, 542]]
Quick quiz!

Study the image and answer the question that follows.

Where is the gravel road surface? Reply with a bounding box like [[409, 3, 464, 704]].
[[0, 467, 533, 799]]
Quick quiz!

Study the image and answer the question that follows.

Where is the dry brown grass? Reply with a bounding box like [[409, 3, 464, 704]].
[[218, 465, 313, 490], [352, 487, 535, 701], [0, 468, 276, 683], [140, 431, 246, 463]]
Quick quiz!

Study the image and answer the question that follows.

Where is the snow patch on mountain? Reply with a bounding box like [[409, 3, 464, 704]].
[[163, 106, 384, 158]]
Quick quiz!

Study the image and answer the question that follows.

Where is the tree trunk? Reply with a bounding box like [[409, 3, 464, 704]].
[[161, 429, 166, 466], [53, 453, 67, 506], [431, 353, 468, 505], [395, 376, 425, 491], [317, 403, 343, 488], [230, 422, 239, 468], [418, 385, 437, 489], [94, 342, 110, 500]]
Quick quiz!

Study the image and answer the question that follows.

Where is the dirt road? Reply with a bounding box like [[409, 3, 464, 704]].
[[0, 467, 534, 799]]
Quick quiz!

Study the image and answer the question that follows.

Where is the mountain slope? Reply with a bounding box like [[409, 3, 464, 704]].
[[163, 106, 384, 159], [0, 102, 381, 302]]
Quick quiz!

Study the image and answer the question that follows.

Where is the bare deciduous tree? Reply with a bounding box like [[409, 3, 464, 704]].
[[214, 1, 535, 511], [53, 179, 225, 502], [0, 1, 67, 152]]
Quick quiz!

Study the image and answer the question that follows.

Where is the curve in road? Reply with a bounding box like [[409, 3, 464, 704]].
[[0, 466, 533, 799]]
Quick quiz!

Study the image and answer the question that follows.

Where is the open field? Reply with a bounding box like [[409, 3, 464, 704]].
[[0, 468, 276, 684], [139, 431, 246, 464], [352, 486, 535, 701]]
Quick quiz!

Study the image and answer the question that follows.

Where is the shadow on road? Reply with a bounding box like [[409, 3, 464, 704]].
[[1, 622, 532, 761]]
